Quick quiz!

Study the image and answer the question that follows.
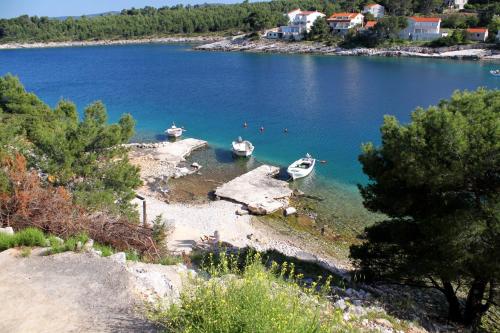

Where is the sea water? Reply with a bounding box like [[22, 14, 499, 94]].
[[1, 44, 497, 234]]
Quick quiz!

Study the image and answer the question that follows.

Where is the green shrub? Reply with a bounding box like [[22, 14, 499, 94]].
[[49, 233, 89, 254], [158, 255, 183, 266], [94, 243, 114, 257], [13, 228, 46, 247], [151, 253, 353, 333], [126, 250, 141, 261], [0, 232, 15, 251]]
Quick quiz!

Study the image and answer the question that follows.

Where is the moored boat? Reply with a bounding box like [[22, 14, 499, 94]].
[[287, 153, 316, 180], [490, 70, 500, 77], [165, 123, 184, 138], [232, 136, 254, 157]]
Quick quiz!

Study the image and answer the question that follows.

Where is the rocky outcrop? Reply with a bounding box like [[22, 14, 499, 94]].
[[0, 36, 224, 50], [196, 38, 500, 60]]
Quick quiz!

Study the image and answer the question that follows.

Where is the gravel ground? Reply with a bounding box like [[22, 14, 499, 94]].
[[0, 248, 183, 333]]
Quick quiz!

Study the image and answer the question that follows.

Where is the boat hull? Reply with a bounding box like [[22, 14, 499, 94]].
[[232, 149, 253, 157], [166, 129, 183, 137], [287, 158, 315, 180], [232, 140, 254, 157]]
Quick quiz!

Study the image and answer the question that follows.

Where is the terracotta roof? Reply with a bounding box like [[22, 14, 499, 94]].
[[365, 3, 380, 8], [288, 8, 301, 14], [409, 16, 441, 23], [328, 13, 361, 21], [467, 27, 488, 33], [365, 21, 377, 28]]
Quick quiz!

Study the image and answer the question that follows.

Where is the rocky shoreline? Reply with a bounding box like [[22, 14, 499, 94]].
[[196, 38, 500, 61], [0, 36, 224, 50], [2, 35, 498, 61]]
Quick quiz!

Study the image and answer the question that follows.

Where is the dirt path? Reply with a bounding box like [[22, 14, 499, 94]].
[[0, 248, 159, 333]]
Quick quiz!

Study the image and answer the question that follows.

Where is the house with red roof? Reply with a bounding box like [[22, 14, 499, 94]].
[[466, 28, 488, 42], [363, 4, 385, 18], [399, 17, 442, 41], [327, 13, 364, 35], [267, 9, 325, 40], [364, 21, 377, 30]]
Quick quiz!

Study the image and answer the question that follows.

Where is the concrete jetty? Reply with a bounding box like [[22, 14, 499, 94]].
[[128, 138, 208, 182], [215, 165, 293, 215]]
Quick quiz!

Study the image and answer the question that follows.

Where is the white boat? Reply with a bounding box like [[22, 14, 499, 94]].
[[490, 70, 500, 77], [287, 154, 316, 180], [232, 137, 254, 157], [165, 123, 184, 138]]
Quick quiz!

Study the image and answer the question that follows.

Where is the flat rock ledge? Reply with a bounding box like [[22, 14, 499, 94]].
[[127, 138, 207, 181], [215, 165, 293, 215]]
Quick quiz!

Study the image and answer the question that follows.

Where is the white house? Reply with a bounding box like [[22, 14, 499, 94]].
[[327, 13, 364, 34], [272, 9, 326, 40], [444, 0, 468, 10], [466, 28, 488, 42], [286, 8, 302, 23], [399, 17, 442, 41], [363, 4, 385, 18]]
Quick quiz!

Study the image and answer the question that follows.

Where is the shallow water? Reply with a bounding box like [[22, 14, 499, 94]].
[[1, 44, 497, 234]]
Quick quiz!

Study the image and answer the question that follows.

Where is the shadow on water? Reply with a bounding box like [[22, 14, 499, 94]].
[[213, 147, 236, 164]]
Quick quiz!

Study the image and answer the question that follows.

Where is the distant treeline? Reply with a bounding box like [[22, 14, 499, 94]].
[[0, 0, 497, 43]]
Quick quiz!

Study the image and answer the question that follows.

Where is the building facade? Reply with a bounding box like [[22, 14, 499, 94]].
[[363, 4, 385, 19], [444, 0, 468, 10], [466, 28, 488, 42], [269, 9, 326, 40], [399, 17, 442, 41], [327, 13, 364, 34]]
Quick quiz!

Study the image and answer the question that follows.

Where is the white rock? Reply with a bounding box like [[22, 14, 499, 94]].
[[76, 241, 83, 251], [191, 162, 201, 169], [53, 236, 64, 245], [83, 239, 94, 251], [334, 299, 347, 310], [284, 207, 297, 216], [374, 318, 393, 328], [90, 249, 102, 257], [0, 227, 14, 235], [109, 252, 127, 265]]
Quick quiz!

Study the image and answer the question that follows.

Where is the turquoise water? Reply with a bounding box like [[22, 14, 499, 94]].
[[0, 44, 498, 232]]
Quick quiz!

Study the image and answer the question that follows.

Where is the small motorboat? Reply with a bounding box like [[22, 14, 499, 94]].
[[287, 153, 316, 180], [232, 136, 254, 157], [490, 70, 500, 77], [165, 123, 184, 138]]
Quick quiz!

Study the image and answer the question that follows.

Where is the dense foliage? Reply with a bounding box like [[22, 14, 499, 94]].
[[151, 252, 355, 333], [0, 75, 140, 216], [351, 89, 500, 327], [2, 0, 496, 44]]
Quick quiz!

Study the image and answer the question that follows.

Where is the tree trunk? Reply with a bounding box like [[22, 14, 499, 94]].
[[442, 280, 463, 323], [463, 279, 488, 327]]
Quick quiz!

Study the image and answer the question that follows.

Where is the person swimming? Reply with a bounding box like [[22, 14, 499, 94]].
[[284, 128, 288, 133], [243, 121, 248, 128], [260, 126, 265, 132]]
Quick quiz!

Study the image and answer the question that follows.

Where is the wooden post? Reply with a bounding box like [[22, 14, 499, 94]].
[[135, 194, 147, 227]]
